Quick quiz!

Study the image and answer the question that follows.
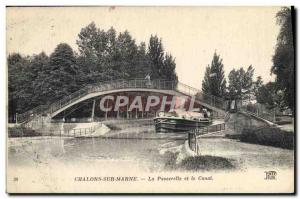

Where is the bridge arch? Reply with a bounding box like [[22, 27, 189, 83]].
[[50, 88, 182, 118], [18, 79, 227, 123], [49, 88, 223, 118], [18, 79, 277, 129]]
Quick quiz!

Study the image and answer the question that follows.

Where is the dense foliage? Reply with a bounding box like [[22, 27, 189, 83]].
[[201, 52, 256, 101], [201, 52, 226, 98], [227, 66, 254, 100], [8, 22, 178, 122], [255, 82, 285, 109], [271, 7, 295, 113], [200, 7, 294, 115]]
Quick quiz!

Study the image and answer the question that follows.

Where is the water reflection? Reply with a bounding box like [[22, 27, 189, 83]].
[[7, 133, 294, 172], [8, 135, 185, 172]]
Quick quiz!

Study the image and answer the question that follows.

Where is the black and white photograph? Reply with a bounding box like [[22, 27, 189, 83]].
[[5, 6, 295, 194]]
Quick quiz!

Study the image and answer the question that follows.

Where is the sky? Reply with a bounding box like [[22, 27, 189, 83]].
[[6, 6, 281, 89]]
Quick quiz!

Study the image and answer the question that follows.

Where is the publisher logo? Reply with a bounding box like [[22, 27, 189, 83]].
[[264, 171, 277, 180]]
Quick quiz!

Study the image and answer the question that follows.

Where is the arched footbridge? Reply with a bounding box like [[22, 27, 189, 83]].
[[17, 79, 276, 127], [18, 79, 227, 123]]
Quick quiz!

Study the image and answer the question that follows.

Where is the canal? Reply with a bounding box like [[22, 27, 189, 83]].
[[7, 131, 294, 193]]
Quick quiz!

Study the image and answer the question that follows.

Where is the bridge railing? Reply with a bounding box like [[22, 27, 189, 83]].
[[30, 123, 101, 137], [17, 105, 48, 123], [239, 104, 276, 123], [176, 82, 227, 110], [188, 123, 226, 153], [47, 79, 176, 115], [18, 79, 227, 123], [18, 79, 177, 123]]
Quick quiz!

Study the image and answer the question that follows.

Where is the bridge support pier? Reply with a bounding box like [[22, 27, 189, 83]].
[[126, 103, 129, 119], [105, 100, 108, 120], [91, 99, 96, 122]]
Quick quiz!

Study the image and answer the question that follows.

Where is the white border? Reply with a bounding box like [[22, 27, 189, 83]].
[[1, 1, 298, 198], [1, 0, 298, 6]]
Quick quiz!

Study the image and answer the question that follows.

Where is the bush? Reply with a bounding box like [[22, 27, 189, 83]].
[[179, 155, 235, 171], [163, 151, 179, 170], [8, 126, 42, 137], [240, 127, 294, 149], [246, 104, 257, 113]]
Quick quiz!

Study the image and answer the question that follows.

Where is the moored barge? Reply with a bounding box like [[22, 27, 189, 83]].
[[154, 110, 212, 133]]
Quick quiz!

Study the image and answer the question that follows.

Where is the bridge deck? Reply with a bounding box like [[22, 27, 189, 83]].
[[18, 79, 227, 124]]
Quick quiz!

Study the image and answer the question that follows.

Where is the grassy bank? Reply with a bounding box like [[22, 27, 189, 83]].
[[240, 126, 294, 149], [8, 126, 42, 137], [163, 151, 235, 171]]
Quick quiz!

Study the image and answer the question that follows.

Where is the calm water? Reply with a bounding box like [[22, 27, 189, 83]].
[[8, 132, 294, 172], [197, 138, 294, 170], [8, 135, 185, 172]]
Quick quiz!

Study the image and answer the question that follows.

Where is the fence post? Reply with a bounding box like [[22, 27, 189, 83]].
[[197, 140, 200, 155], [188, 133, 191, 149], [194, 132, 197, 154]]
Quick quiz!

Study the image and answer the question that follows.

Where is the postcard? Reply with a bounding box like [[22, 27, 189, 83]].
[[6, 6, 295, 194]]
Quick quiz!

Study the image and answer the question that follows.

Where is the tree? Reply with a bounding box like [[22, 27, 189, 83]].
[[29, 52, 50, 107], [253, 76, 263, 97], [162, 54, 178, 81], [76, 24, 142, 81], [41, 43, 78, 102], [76, 25, 178, 81], [227, 65, 254, 100], [76, 23, 110, 83], [7, 23, 179, 121], [76, 22, 101, 59], [201, 52, 226, 97], [76, 25, 123, 84], [271, 7, 294, 113], [146, 35, 178, 81], [147, 35, 164, 79], [8, 53, 31, 121], [8, 53, 50, 122], [202, 65, 211, 94], [131, 42, 151, 78], [256, 82, 285, 110], [112, 30, 138, 78]]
